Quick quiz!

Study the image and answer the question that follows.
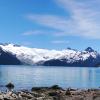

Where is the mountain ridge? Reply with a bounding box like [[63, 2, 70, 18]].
[[0, 43, 99, 67]]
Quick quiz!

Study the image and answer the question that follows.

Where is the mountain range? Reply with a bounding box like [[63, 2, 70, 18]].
[[0, 43, 100, 67]]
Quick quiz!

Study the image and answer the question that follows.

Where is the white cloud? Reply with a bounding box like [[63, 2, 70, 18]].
[[22, 30, 43, 36], [51, 40, 69, 44], [21, 41, 32, 46], [55, 0, 100, 38], [26, 0, 100, 39], [26, 14, 68, 31]]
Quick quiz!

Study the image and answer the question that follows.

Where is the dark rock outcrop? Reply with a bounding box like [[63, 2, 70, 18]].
[[0, 47, 21, 65]]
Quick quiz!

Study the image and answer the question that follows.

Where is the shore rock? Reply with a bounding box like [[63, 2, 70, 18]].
[[0, 85, 100, 100]]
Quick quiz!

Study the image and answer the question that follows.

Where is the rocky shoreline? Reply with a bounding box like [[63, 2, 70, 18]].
[[0, 84, 100, 100]]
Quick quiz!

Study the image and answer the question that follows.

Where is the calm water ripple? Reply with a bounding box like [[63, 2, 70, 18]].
[[0, 65, 100, 90]]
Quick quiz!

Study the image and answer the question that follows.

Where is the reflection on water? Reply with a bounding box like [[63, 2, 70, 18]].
[[0, 65, 100, 90]]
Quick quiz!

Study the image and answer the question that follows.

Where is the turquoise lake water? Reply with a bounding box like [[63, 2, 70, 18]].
[[0, 65, 100, 90]]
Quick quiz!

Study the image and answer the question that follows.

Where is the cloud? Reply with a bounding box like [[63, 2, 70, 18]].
[[26, 0, 100, 39], [21, 41, 32, 46], [26, 14, 68, 31], [51, 40, 69, 44], [55, 0, 100, 38], [22, 30, 44, 36]]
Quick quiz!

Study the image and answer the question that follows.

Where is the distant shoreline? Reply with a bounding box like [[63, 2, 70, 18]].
[[0, 84, 100, 100]]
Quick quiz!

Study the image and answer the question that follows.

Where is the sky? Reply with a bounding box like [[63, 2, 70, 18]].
[[0, 0, 100, 51]]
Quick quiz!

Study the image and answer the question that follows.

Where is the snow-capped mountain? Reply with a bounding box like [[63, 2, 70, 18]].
[[0, 46, 21, 65], [0, 43, 100, 67]]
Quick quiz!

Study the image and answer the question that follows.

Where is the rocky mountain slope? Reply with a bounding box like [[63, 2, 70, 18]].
[[0, 43, 100, 67], [0, 46, 21, 65]]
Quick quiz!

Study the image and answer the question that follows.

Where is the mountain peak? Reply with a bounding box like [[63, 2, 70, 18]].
[[67, 47, 77, 51], [85, 47, 95, 52], [0, 43, 21, 47], [0, 43, 10, 46]]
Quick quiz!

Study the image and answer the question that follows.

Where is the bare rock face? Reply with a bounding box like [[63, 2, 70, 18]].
[[0, 47, 21, 65]]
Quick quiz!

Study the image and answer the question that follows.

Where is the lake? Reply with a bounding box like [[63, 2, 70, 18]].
[[0, 65, 100, 91]]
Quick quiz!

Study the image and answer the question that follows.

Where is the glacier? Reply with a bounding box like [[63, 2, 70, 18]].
[[0, 43, 100, 67]]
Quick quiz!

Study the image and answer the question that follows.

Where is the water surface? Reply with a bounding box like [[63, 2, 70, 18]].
[[0, 65, 100, 90]]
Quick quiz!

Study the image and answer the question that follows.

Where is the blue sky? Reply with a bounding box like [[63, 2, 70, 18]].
[[0, 0, 100, 51]]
